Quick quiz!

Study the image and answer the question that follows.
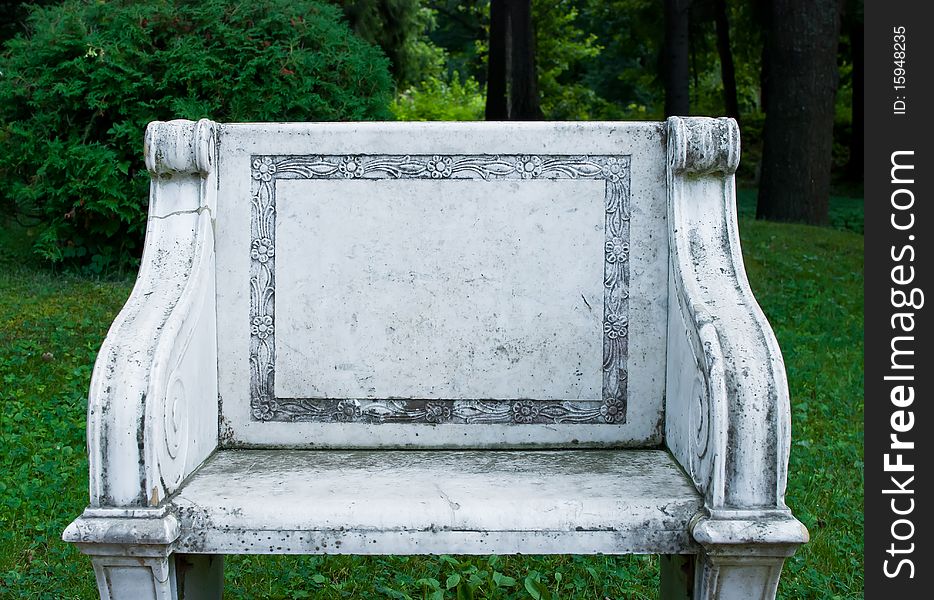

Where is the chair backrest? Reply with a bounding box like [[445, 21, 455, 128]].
[[214, 122, 669, 448]]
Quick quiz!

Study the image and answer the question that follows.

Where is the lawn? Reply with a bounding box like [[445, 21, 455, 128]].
[[0, 201, 863, 598]]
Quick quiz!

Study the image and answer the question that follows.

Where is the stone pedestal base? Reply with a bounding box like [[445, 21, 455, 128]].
[[63, 507, 223, 600], [660, 513, 809, 600]]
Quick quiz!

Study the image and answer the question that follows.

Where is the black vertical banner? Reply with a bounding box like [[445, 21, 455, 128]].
[[865, 1, 933, 596]]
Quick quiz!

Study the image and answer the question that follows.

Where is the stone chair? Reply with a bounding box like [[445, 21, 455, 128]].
[[64, 118, 807, 599]]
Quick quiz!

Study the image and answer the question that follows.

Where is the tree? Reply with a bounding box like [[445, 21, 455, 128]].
[[757, 0, 842, 224], [485, 0, 508, 118], [485, 0, 543, 120], [507, 0, 542, 118], [844, 0, 863, 180], [429, 0, 604, 120], [531, 0, 603, 119], [426, 0, 488, 84], [570, 0, 663, 117], [713, 0, 739, 120], [663, 0, 691, 116], [336, 0, 441, 88]]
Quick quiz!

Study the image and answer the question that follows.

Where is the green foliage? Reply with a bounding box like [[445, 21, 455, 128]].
[[337, 0, 444, 88], [408, 0, 860, 191], [531, 0, 608, 120], [391, 72, 485, 121], [0, 1, 57, 44], [568, 0, 664, 118], [719, 0, 768, 115], [423, 0, 687, 120], [220, 553, 657, 599], [424, 1, 489, 84], [422, 0, 628, 120], [378, 2, 488, 121], [0, 0, 392, 273]]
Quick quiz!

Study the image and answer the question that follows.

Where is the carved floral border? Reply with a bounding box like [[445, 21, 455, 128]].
[[250, 154, 631, 424]]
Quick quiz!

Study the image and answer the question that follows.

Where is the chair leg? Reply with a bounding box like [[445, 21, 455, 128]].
[[660, 554, 696, 600], [694, 551, 788, 600], [688, 513, 807, 599], [90, 554, 177, 600], [175, 554, 224, 600], [65, 507, 201, 600]]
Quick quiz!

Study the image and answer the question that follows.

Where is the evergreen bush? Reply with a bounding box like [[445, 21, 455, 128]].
[[0, 0, 392, 272]]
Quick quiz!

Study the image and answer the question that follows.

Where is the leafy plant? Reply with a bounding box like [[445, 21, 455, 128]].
[[391, 71, 485, 121], [336, 0, 445, 88], [532, 0, 608, 120], [0, 0, 392, 273]]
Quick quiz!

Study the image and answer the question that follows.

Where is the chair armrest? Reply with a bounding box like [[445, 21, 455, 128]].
[[87, 119, 219, 507], [664, 117, 792, 516]]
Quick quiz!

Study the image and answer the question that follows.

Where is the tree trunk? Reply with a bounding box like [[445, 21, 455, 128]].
[[847, 12, 863, 180], [755, 0, 770, 111], [714, 0, 740, 120], [690, 17, 699, 102], [757, 0, 842, 224], [507, 0, 543, 119], [485, 0, 541, 120], [664, 0, 691, 116], [485, 0, 509, 120]]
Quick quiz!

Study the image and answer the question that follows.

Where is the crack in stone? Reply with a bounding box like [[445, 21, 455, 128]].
[[152, 206, 211, 220]]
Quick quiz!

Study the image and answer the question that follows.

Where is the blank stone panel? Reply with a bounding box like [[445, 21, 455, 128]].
[[274, 178, 605, 402]]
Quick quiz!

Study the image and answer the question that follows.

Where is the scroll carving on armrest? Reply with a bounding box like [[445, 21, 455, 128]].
[[666, 284, 728, 509], [667, 115, 739, 176], [87, 119, 219, 508], [144, 118, 216, 176], [665, 117, 792, 514]]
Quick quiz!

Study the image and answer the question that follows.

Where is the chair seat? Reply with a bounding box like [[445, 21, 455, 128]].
[[170, 449, 702, 555]]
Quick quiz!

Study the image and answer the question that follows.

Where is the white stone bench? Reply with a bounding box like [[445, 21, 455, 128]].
[[64, 118, 807, 599]]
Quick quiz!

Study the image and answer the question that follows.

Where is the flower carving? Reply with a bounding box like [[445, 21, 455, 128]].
[[600, 396, 624, 423], [425, 402, 452, 423], [515, 155, 543, 179], [246, 153, 632, 425], [604, 236, 629, 263], [252, 399, 278, 421], [338, 156, 363, 178], [336, 399, 362, 421], [252, 157, 277, 181], [251, 238, 275, 263], [512, 400, 541, 424], [426, 155, 453, 178], [601, 157, 626, 182], [251, 315, 274, 339], [603, 313, 628, 340]]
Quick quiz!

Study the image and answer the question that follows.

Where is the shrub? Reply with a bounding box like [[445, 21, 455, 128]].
[[390, 72, 485, 121], [0, 0, 393, 273]]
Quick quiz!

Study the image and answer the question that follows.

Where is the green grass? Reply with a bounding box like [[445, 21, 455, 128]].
[[736, 188, 864, 234], [739, 219, 864, 598], [0, 268, 131, 599], [0, 212, 863, 598]]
